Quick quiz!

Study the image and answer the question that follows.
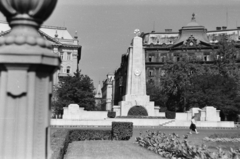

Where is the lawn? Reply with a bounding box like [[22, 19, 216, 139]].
[[64, 141, 162, 159], [51, 127, 240, 159]]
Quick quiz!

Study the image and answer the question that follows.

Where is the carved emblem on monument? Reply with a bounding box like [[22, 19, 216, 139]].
[[134, 29, 141, 37], [134, 69, 141, 76]]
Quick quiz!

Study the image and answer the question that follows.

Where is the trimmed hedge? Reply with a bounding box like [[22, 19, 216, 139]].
[[50, 125, 134, 159], [128, 106, 148, 116], [68, 129, 112, 142], [165, 111, 176, 119], [107, 111, 116, 118], [112, 122, 133, 140], [208, 133, 240, 139], [50, 129, 70, 159], [116, 116, 165, 119]]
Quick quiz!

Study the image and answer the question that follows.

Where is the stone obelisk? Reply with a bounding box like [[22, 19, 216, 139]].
[[114, 29, 159, 116]]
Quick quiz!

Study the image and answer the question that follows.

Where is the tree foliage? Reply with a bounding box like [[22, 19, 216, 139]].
[[147, 35, 240, 119], [51, 70, 95, 115]]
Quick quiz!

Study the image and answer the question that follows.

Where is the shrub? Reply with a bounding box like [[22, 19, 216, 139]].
[[50, 129, 70, 159], [165, 111, 175, 119], [135, 130, 240, 159], [128, 106, 148, 116], [116, 116, 165, 119], [208, 133, 240, 139], [68, 129, 112, 142], [108, 111, 116, 118], [112, 122, 133, 140]]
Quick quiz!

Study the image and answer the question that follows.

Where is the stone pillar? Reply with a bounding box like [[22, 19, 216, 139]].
[[0, 0, 59, 159], [126, 34, 145, 95], [117, 29, 159, 116]]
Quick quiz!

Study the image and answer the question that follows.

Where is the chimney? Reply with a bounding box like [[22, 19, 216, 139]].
[[165, 29, 172, 33], [222, 26, 227, 30], [216, 27, 221, 31]]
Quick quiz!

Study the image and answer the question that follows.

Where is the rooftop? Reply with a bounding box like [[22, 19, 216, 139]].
[[0, 21, 74, 40]]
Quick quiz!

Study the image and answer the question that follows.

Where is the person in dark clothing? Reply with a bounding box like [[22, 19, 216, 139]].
[[189, 116, 198, 134]]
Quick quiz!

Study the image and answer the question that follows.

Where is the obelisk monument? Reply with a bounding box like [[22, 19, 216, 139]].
[[113, 29, 160, 116]]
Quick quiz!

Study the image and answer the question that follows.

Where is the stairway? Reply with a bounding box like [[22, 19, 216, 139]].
[[159, 119, 175, 126]]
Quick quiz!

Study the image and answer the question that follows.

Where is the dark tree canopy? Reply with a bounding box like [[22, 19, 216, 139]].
[[52, 70, 95, 114], [147, 36, 240, 120]]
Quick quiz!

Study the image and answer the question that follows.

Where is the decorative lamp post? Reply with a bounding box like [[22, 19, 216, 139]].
[[0, 0, 60, 159]]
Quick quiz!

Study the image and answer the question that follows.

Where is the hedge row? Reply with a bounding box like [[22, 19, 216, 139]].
[[165, 111, 176, 119], [116, 116, 165, 119], [50, 122, 133, 158], [50, 129, 70, 159], [208, 133, 240, 139], [112, 122, 133, 140], [68, 122, 133, 141], [68, 129, 112, 142], [203, 137, 240, 142], [107, 111, 116, 118]]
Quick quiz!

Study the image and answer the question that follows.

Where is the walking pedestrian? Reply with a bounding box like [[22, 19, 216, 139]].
[[189, 115, 199, 134]]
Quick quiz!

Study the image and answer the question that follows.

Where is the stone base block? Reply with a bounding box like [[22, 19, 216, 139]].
[[122, 94, 150, 103], [62, 104, 108, 120], [118, 100, 155, 116], [113, 105, 120, 116]]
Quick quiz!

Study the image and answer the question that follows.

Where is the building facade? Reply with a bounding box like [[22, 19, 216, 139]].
[[0, 21, 82, 85], [101, 74, 114, 111], [114, 14, 240, 105]]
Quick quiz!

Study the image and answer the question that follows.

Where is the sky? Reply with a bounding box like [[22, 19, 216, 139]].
[[1, 0, 240, 89]]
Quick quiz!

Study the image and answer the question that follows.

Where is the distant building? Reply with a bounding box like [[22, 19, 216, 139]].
[[114, 14, 240, 105], [94, 82, 103, 110], [0, 21, 82, 85], [101, 74, 115, 111]]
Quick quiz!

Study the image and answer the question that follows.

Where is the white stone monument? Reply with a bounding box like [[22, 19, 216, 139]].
[[63, 104, 108, 120], [113, 29, 160, 116]]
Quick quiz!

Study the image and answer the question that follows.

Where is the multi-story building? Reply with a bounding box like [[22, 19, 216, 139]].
[[0, 21, 82, 85], [114, 14, 240, 105], [101, 74, 114, 111]]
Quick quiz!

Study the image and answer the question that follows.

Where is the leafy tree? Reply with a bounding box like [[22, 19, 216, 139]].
[[159, 60, 204, 112], [187, 73, 240, 119], [213, 34, 238, 77], [148, 59, 240, 119], [146, 81, 167, 111], [51, 70, 96, 115], [146, 35, 240, 120]]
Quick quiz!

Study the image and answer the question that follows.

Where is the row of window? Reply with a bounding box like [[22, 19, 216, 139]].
[[148, 69, 165, 77], [147, 54, 232, 62], [60, 66, 71, 73], [60, 52, 72, 61]]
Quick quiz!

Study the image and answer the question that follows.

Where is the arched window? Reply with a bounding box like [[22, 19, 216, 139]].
[[67, 52, 71, 60], [66, 66, 71, 74], [149, 70, 153, 77]]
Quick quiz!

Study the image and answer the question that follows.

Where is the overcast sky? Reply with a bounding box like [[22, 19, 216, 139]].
[[2, 0, 240, 89]]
